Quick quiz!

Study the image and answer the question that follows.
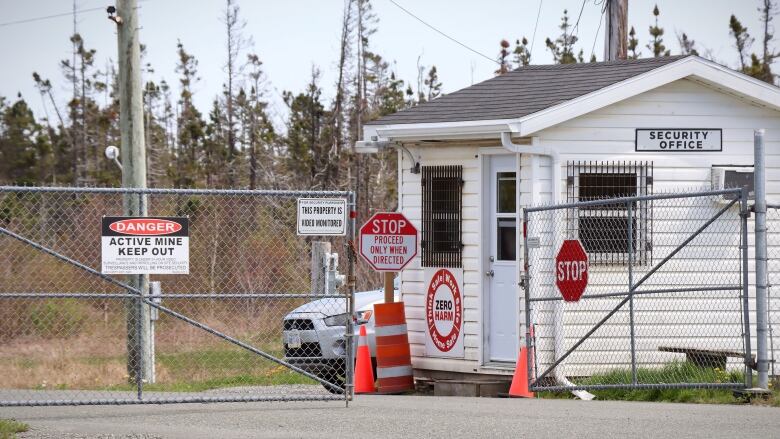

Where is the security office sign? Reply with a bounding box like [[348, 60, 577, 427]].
[[424, 267, 464, 358], [297, 198, 347, 236], [101, 217, 189, 274], [635, 128, 722, 152]]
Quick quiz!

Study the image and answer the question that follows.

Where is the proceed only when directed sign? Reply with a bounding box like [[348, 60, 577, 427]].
[[101, 217, 189, 274], [635, 128, 722, 151], [297, 198, 347, 236]]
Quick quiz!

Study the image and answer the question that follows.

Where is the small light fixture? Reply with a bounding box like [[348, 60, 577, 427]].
[[105, 145, 122, 170]]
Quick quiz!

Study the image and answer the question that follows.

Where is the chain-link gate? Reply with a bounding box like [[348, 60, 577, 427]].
[[765, 205, 780, 380], [0, 186, 357, 406], [523, 188, 753, 392]]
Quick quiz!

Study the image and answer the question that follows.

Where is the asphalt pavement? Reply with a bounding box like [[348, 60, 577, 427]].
[[3, 394, 779, 439]]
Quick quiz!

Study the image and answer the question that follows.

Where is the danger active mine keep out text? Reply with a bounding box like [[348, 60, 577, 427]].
[[109, 236, 183, 255]]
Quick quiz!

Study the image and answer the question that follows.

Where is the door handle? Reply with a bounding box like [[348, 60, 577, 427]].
[[485, 269, 494, 278]]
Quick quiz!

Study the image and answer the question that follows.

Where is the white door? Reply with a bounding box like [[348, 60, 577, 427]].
[[487, 155, 518, 362]]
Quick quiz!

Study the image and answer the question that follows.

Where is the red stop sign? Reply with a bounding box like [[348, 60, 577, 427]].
[[359, 212, 418, 271], [555, 239, 589, 302]]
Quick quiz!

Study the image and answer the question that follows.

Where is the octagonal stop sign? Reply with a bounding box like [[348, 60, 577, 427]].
[[359, 212, 418, 271], [555, 239, 589, 302]]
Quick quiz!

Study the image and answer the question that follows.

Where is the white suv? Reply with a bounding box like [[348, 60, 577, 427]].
[[282, 278, 399, 393]]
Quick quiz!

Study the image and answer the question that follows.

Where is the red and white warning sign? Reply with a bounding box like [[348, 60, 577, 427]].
[[101, 216, 189, 275], [359, 212, 417, 271], [555, 239, 589, 302], [424, 267, 464, 357]]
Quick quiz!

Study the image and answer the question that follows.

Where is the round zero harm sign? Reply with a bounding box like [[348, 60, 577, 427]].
[[425, 268, 463, 353]]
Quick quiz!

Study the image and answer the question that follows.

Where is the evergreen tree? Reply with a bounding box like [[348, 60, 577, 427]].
[[0, 97, 52, 185], [283, 70, 327, 189], [513, 37, 531, 67], [173, 41, 205, 188], [757, 0, 779, 83], [424, 66, 443, 101], [647, 5, 670, 57], [628, 26, 640, 59], [678, 32, 699, 56], [496, 39, 512, 75], [545, 10, 584, 64], [730, 15, 753, 72]]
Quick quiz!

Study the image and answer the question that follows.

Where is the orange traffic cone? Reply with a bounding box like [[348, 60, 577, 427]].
[[509, 330, 535, 398], [354, 324, 376, 394]]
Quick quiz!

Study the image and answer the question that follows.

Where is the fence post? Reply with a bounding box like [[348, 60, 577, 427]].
[[754, 129, 769, 389], [523, 209, 534, 388], [740, 185, 754, 388], [311, 241, 331, 296], [345, 191, 357, 404], [627, 200, 637, 385]]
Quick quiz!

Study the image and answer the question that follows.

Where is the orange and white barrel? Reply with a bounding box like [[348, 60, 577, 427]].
[[373, 301, 414, 393]]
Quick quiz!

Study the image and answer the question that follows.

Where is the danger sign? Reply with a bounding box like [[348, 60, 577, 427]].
[[424, 267, 464, 357], [359, 212, 417, 271], [101, 217, 189, 275], [555, 239, 589, 302], [297, 198, 347, 236]]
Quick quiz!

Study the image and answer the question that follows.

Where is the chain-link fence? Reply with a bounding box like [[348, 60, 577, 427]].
[[765, 206, 780, 379], [0, 186, 358, 406], [523, 188, 752, 392]]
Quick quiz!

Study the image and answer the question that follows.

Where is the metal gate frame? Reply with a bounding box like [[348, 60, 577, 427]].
[[522, 187, 753, 392], [0, 186, 357, 406]]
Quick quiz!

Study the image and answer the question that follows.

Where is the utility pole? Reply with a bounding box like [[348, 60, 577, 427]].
[[604, 0, 628, 61], [115, 0, 153, 384]]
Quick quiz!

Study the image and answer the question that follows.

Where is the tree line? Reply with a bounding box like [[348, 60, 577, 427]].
[[2, 0, 779, 200]]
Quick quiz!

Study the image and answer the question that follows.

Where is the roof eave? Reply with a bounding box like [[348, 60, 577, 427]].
[[363, 56, 780, 142], [364, 118, 521, 141]]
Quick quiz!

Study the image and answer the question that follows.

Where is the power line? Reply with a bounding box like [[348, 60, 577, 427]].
[[530, 0, 543, 55], [590, 0, 608, 61], [571, 0, 589, 38], [0, 2, 145, 28], [0, 6, 104, 28], [386, 0, 499, 65]]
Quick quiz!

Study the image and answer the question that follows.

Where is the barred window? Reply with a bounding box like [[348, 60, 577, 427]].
[[421, 165, 463, 267], [567, 161, 653, 265]]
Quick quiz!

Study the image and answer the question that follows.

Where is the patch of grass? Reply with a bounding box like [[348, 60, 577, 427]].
[[105, 347, 317, 392], [0, 419, 29, 439], [537, 362, 779, 405]]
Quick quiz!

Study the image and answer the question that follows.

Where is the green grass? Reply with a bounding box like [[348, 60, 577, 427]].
[[0, 419, 29, 439], [106, 347, 318, 392], [537, 362, 780, 405]]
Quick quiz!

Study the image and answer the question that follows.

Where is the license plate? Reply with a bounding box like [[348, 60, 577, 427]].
[[285, 330, 302, 349]]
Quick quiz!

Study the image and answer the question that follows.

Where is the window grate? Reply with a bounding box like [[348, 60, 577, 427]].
[[421, 165, 463, 268], [567, 161, 653, 265]]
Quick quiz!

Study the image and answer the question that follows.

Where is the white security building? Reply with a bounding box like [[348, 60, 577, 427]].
[[360, 55, 780, 389]]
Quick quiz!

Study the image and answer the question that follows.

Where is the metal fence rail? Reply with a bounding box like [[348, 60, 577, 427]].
[[523, 188, 752, 392], [0, 186, 356, 406]]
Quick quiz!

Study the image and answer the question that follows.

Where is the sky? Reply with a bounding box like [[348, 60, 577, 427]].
[[0, 0, 776, 131]]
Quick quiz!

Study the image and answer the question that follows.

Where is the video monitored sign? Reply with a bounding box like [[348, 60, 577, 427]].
[[297, 198, 347, 236]]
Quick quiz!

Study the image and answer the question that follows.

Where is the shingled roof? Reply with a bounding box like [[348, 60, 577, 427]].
[[368, 55, 691, 126]]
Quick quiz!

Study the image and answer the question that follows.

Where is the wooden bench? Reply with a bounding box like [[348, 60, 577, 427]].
[[658, 346, 753, 369]]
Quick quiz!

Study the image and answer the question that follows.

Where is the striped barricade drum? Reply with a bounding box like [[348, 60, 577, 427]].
[[373, 301, 414, 393]]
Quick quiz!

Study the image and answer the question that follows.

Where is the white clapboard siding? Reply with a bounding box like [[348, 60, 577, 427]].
[[528, 79, 780, 374], [398, 77, 780, 377], [399, 145, 484, 369]]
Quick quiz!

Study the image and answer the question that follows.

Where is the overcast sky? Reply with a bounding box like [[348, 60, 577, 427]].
[[0, 0, 776, 130]]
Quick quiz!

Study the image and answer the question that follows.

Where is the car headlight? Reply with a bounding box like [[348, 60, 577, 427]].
[[323, 312, 349, 327], [355, 310, 373, 325]]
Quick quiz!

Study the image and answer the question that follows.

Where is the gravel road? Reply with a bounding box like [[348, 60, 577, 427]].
[[3, 393, 779, 439]]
